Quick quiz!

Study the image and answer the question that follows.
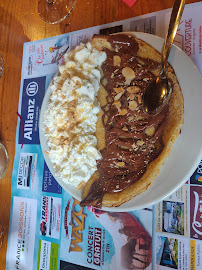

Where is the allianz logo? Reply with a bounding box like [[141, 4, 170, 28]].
[[26, 81, 38, 96]]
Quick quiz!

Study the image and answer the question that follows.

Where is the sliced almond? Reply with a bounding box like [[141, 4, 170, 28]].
[[113, 55, 121, 66], [137, 94, 142, 104], [114, 92, 123, 100], [125, 78, 132, 85], [116, 103, 121, 110], [104, 106, 109, 112], [108, 97, 112, 103], [119, 109, 127, 115], [137, 140, 144, 146], [132, 143, 138, 151], [128, 115, 134, 122], [113, 100, 121, 109], [102, 77, 108, 86], [135, 115, 144, 120], [128, 93, 135, 100], [122, 126, 128, 131], [104, 115, 108, 124], [127, 86, 140, 94], [116, 162, 125, 167], [129, 100, 137, 111], [114, 87, 124, 94], [145, 126, 155, 136], [122, 67, 135, 79]]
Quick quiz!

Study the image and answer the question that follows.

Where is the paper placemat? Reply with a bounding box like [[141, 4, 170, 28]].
[[5, 2, 202, 270]]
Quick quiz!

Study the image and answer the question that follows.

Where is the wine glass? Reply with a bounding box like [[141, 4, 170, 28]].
[[0, 224, 4, 249], [0, 54, 3, 78], [0, 56, 6, 251], [38, 0, 77, 24], [0, 143, 9, 180]]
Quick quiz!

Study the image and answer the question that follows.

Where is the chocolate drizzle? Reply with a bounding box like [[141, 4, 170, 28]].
[[80, 34, 169, 207]]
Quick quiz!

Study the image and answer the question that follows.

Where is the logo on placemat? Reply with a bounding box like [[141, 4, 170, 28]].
[[19, 77, 46, 145], [64, 199, 71, 239], [69, 198, 86, 252], [26, 81, 38, 96], [40, 221, 47, 236], [190, 186, 202, 239], [190, 160, 202, 185]]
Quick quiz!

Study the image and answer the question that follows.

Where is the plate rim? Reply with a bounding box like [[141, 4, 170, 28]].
[[39, 31, 202, 212]]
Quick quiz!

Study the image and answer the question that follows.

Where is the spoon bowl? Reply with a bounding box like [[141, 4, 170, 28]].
[[143, 71, 172, 115], [143, 0, 186, 115]]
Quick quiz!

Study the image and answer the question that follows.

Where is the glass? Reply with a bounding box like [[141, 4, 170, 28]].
[[0, 143, 9, 180], [38, 0, 77, 24], [0, 224, 4, 249], [0, 54, 3, 78], [0, 56, 6, 250]]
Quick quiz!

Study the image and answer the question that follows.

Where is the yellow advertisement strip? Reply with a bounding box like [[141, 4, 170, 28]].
[[190, 240, 195, 270]]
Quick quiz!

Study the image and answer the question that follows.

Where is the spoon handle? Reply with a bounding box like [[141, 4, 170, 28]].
[[161, 0, 186, 71]]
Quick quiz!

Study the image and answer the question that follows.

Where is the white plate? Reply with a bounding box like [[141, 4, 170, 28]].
[[39, 32, 202, 212]]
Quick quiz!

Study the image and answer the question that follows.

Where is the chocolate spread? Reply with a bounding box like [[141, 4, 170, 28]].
[[80, 34, 169, 207]]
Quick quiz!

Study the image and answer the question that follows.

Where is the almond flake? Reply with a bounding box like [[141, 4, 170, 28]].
[[114, 92, 123, 100], [129, 100, 137, 111], [137, 140, 144, 146], [127, 86, 140, 93], [119, 109, 127, 115], [125, 78, 132, 85], [137, 94, 142, 104], [104, 115, 108, 124], [113, 100, 121, 109], [122, 67, 135, 79], [145, 126, 155, 136], [108, 97, 112, 103], [128, 93, 135, 100], [122, 126, 128, 131], [102, 78, 108, 86], [128, 115, 134, 122], [104, 106, 109, 112], [116, 162, 125, 167], [114, 87, 124, 94], [113, 55, 121, 66]]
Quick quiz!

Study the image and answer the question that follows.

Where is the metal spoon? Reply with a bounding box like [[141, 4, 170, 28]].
[[143, 0, 186, 115]]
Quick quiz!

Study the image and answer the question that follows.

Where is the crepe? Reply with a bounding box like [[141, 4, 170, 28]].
[[81, 33, 184, 207]]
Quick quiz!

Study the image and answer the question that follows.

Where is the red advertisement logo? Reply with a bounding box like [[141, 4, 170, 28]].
[[190, 186, 202, 239]]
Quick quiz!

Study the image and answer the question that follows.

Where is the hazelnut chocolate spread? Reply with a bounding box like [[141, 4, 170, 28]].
[[80, 34, 170, 207]]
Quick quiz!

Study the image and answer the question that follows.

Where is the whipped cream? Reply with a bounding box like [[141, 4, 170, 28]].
[[44, 42, 106, 187]]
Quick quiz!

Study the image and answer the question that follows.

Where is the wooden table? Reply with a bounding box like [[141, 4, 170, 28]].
[[0, 0, 200, 268]]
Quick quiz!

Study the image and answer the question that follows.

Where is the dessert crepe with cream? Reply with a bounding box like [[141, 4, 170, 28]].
[[44, 33, 184, 208]]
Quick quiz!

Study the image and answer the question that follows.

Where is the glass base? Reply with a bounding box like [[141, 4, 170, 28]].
[[38, 0, 77, 24], [0, 54, 3, 78], [0, 143, 9, 180]]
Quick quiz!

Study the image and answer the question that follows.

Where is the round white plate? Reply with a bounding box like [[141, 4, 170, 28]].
[[39, 32, 202, 212]]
